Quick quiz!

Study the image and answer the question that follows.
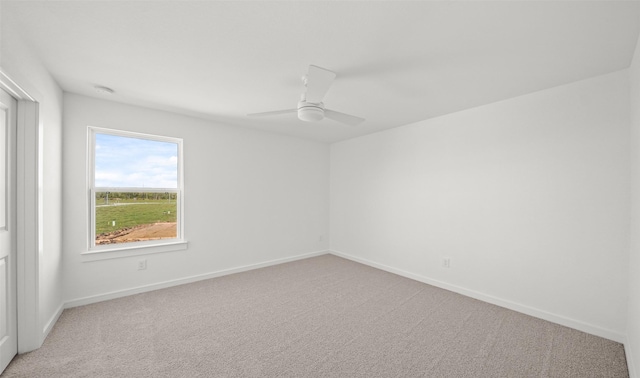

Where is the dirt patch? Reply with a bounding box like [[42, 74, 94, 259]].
[[96, 222, 177, 245]]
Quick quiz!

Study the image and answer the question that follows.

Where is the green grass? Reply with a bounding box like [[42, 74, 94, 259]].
[[95, 202, 176, 236]]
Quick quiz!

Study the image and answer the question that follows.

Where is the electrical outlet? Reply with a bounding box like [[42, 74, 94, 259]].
[[442, 258, 451, 269], [319, 235, 324, 242], [138, 259, 147, 270]]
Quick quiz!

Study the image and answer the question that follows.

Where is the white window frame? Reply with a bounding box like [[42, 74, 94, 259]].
[[85, 126, 186, 258]]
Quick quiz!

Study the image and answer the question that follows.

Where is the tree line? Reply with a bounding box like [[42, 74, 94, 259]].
[[96, 192, 176, 201]]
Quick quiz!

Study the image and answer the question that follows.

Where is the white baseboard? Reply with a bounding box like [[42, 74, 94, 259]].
[[330, 249, 626, 343], [42, 302, 64, 343], [64, 250, 329, 309], [61, 247, 627, 343]]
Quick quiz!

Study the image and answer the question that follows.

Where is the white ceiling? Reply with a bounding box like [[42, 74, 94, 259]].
[[2, 1, 640, 143]]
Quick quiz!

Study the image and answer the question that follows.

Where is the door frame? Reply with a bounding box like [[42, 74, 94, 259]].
[[0, 68, 42, 353]]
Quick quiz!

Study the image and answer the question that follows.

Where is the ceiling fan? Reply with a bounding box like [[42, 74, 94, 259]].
[[248, 65, 365, 126]]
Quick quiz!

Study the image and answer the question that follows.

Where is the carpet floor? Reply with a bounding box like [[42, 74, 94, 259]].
[[2, 254, 629, 377]]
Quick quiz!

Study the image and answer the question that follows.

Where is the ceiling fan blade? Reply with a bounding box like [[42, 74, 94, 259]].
[[248, 109, 297, 117], [324, 109, 365, 126], [305, 65, 336, 103]]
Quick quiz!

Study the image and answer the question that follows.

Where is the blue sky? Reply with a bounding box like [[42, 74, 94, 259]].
[[95, 133, 178, 188]]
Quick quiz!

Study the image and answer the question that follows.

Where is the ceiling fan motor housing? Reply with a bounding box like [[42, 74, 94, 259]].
[[297, 101, 324, 122]]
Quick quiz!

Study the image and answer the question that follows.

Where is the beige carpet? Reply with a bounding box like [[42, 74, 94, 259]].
[[2, 254, 628, 377]]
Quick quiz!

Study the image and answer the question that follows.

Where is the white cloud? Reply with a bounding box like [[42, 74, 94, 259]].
[[94, 134, 178, 188]]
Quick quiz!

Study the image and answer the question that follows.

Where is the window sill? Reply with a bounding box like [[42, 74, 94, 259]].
[[81, 240, 188, 262]]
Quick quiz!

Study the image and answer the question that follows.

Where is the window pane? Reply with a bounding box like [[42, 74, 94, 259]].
[[95, 133, 178, 188], [95, 191, 177, 245]]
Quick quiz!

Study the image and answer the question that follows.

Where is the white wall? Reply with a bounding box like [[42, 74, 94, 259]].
[[330, 70, 630, 342], [0, 20, 64, 342], [62, 94, 329, 303], [627, 33, 640, 378]]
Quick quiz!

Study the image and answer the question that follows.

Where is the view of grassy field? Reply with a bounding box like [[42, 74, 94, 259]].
[[95, 193, 177, 237]]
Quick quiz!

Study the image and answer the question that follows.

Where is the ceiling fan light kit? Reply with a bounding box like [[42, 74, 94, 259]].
[[249, 65, 365, 126], [297, 101, 325, 122]]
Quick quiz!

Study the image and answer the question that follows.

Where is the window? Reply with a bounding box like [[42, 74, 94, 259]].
[[88, 127, 183, 252]]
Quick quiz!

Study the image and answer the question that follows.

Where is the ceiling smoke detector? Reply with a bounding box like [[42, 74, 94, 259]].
[[94, 85, 114, 95]]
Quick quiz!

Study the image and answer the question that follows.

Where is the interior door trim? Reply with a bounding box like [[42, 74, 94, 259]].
[[0, 68, 42, 353]]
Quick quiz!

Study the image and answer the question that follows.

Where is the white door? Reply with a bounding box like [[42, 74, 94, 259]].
[[0, 88, 17, 373]]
